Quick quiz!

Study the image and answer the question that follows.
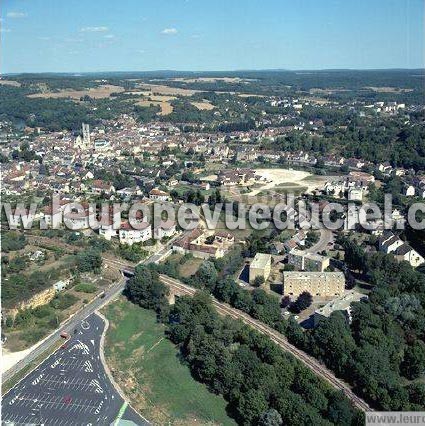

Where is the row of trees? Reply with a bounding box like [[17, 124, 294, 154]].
[[154, 249, 287, 333], [125, 264, 362, 425]]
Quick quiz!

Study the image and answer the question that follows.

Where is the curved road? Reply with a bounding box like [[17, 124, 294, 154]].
[[302, 228, 333, 254], [2, 234, 181, 384]]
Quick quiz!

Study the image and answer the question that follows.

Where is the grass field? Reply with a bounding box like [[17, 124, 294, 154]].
[[103, 298, 235, 425], [27, 84, 125, 99]]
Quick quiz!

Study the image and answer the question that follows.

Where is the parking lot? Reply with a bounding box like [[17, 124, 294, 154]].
[[2, 313, 147, 425]]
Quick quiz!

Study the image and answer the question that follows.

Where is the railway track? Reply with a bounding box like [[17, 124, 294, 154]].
[[159, 274, 371, 412]]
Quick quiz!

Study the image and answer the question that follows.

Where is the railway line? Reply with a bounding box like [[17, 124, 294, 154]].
[[159, 274, 371, 412]]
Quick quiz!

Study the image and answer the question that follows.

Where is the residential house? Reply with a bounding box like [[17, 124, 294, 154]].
[[153, 220, 177, 240], [149, 188, 170, 201], [119, 221, 152, 245]]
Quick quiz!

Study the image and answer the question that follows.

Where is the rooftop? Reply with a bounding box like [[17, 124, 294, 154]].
[[250, 253, 272, 269], [315, 290, 367, 318]]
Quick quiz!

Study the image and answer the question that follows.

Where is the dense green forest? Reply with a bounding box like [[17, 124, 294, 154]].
[[288, 237, 425, 411], [125, 264, 363, 425], [152, 240, 425, 412]]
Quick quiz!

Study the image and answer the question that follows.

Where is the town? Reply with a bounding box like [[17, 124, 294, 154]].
[[1, 69, 425, 426]]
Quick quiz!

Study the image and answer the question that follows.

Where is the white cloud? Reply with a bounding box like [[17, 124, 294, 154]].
[[104, 34, 115, 39], [38, 36, 51, 41], [161, 28, 177, 35], [80, 26, 109, 32], [6, 11, 27, 18], [0, 28, 11, 33]]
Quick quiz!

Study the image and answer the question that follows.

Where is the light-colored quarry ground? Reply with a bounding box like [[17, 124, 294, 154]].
[[249, 168, 336, 196], [299, 96, 330, 105], [0, 79, 21, 87], [364, 86, 413, 93], [27, 84, 125, 99], [309, 88, 350, 94], [237, 93, 265, 98]]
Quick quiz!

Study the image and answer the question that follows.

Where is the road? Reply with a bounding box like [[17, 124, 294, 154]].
[[2, 313, 147, 425], [2, 234, 180, 384], [158, 274, 371, 413], [302, 228, 333, 254]]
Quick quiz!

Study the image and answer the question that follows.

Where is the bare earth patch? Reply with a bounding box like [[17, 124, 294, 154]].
[[365, 86, 413, 93], [191, 101, 215, 110], [0, 79, 21, 87], [248, 168, 312, 196]]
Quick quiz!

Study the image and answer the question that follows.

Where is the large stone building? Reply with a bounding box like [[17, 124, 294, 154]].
[[283, 271, 345, 297], [287, 249, 330, 272], [249, 253, 272, 284]]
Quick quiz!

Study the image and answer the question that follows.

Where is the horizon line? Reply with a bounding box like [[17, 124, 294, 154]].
[[2, 67, 425, 77]]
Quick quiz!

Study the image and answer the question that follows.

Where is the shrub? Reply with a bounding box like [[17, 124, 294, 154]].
[[74, 283, 97, 293]]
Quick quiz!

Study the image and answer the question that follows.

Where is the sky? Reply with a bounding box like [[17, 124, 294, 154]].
[[0, 0, 424, 73]]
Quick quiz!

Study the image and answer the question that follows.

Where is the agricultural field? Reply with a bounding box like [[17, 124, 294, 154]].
[[103, 298, 235, 425], [134, 94, 175, 115], [27, 84, 125, 99], [191, 101, 215, 110], [135, 83, 199, 96]]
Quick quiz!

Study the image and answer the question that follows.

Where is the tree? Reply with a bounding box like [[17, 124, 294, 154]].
[[253, 276, 265, 287], [311, 311, 357, 376], [76, 249, 102, 273], [195, 261, 218, 289], [280, 295, 291, 308], [327, 391, 358, 426], [237, 389, 268, 425], [401, 341, 425, 380], [289, 291, 312, 313], [258, 408, 283, 426]]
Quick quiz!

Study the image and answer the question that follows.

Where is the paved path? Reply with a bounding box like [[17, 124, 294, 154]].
[[2, 313, 148, 425], [302, 228, 333, 254], [2, 233, 181, 384]]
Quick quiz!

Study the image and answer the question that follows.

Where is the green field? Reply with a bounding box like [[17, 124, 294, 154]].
[[103, 298, 236, 425]]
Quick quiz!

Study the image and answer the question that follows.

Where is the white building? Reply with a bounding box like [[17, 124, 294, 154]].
[[119, 222, 152, 245], [348, 188, 363, 201], [403, 185, 415, 197], [99, 223, 118, 240], [149, 188, 170, 201], [153, 220, 177, 240], [379, 231, 424, 268], [314, 290, 367, 327]]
